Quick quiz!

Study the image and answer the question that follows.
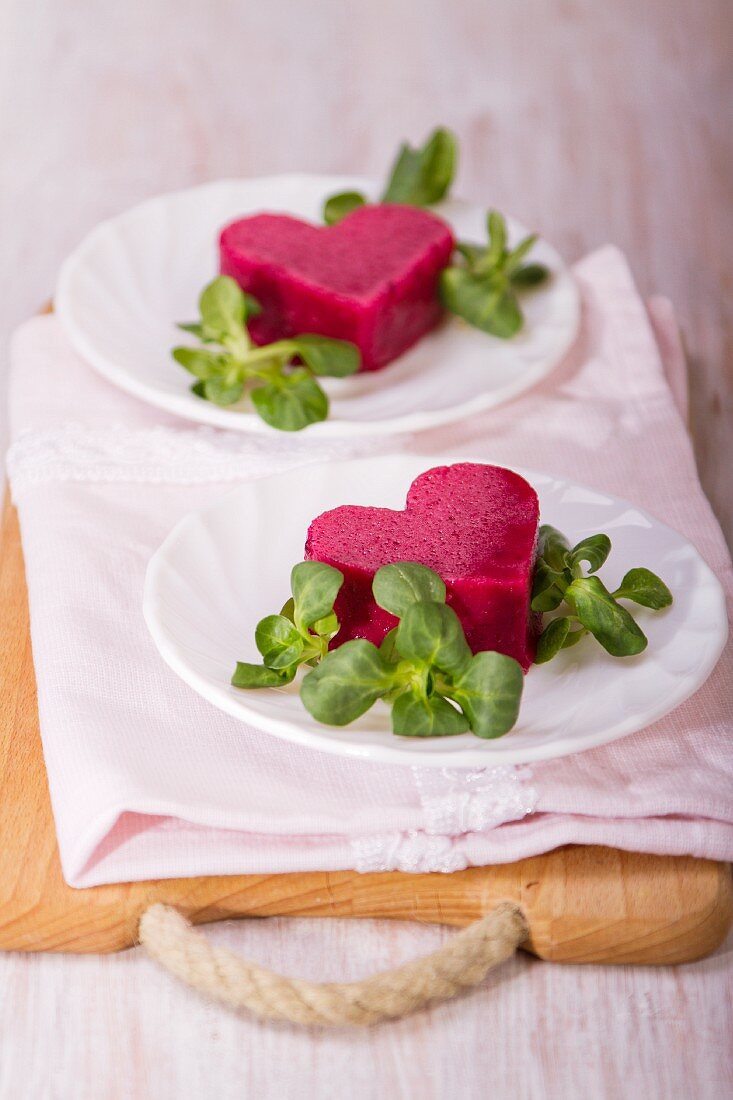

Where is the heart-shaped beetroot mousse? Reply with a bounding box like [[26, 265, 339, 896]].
[[305, 463, 540, 671], [219, 204, 455, 372]]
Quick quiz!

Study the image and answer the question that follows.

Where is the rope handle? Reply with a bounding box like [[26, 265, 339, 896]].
[[139, 901, 528, 1027]]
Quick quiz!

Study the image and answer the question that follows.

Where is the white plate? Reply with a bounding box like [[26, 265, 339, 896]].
[[56, 175, 580, 438], [143, 455, 727, 767]]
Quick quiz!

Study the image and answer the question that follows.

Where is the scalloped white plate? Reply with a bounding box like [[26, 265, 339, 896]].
[[143, 455, 727, 767], [56, 175, 580, 438]]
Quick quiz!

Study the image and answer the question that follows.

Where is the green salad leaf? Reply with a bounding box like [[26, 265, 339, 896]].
[[323, 191, 367, 227], [534, 615, 572, 664], [251, 370, 329, 432], [234, 559, 524, 740], [172, 277, 360, 431], [440, 209, 551, 338], [565, 576, 648, 657], [532, 525, 673, 662], [290, 560, 346, 629], [231, 662, 296, 688], [322, 126, 458, 225], [450, 651, 524, 739], [300, 640, 396, 725], [232, 561, 344, 686], [391, 690, 470, 737], [612, 568, 674, 610], [371, 561, 447, 618], [394, 601, 472, 678], [381, 127, 457, 206]]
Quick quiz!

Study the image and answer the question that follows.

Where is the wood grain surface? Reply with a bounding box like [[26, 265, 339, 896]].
[[3, 492, 730, 963], [1, 2, 732, 1097]]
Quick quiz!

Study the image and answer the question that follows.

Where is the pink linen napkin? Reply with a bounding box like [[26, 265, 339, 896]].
[[6, 246, 733, 888]]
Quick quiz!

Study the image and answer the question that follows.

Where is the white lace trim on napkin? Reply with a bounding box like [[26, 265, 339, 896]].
[[351, 832, 470, 874], [6, 422, 365, 498], [351, 765, 537, 873]]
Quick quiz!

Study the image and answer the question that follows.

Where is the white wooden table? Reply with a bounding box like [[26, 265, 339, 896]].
[[0, 2, 731, 1096]]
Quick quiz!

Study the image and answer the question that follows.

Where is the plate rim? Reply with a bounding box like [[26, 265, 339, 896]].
[[143, 455, 729, 767], [55, 174, 581, 438]]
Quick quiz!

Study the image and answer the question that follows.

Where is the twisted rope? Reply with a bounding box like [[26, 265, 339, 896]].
[[139, 901, 528, 1027]]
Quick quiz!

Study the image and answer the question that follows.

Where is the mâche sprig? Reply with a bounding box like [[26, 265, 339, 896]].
[[232, 561, 345, 687], [532, 525, 673, 663], [232, 540, 672, 738], [325, 133, 549, 341], [173, 276, 360, 431], [233, 560, 524, 740], [323, 127, 458, 226], [440, 210, 551, 338]]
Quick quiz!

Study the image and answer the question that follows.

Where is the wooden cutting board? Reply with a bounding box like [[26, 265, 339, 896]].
[[1, 491, 730, 963]]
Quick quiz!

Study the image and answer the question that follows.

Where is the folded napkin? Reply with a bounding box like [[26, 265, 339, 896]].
[[7, 246, 733, 888]]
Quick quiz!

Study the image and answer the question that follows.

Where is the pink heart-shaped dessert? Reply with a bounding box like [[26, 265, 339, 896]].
[[219, 204, 455, 372], [305, 463, 540, 671]]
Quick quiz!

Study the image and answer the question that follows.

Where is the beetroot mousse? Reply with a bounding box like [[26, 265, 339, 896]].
[[219, 204, 455, 372], [305, 463, 540, 671]]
